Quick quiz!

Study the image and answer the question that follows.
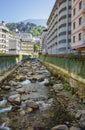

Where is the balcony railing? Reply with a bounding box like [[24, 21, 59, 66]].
[[58, 19, 67, 26], [57, 43, 67, 49], [59, 10, 67, 19], [58, 2, 66, 12], [58, 35, 66, 42]]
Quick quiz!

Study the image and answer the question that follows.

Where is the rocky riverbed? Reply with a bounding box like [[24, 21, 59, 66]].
[[0, 61, 85, 130]]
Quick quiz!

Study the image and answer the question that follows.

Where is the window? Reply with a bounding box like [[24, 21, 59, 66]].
[[79, 17, 82, 25], [79, 1, 82, 10], [73, 36, 75, 43], [73, 8, 76, 16], [79, 33, 81, 41], [73, 22, 76, 29]]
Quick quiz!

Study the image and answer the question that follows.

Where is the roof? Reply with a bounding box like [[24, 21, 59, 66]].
[[47, 0, 57, 25]]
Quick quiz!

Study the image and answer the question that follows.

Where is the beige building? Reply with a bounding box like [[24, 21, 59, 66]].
[[71, 0, 85, 53], [47, 0, 71, 54], [0, 23, 9, 53], [14, 32, 34, 55], [21, 41, 34, 55]]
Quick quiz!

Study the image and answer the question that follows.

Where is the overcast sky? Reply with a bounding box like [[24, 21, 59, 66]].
[[0, 0, 55, 23]]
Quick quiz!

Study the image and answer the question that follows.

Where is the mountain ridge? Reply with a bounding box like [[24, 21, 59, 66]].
[[22, 19, 47, 27]]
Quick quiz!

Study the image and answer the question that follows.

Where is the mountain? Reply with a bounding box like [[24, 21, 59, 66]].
[[6, 22, 36, 33], [6, 19, 47, 35], [23, 19, 47, 27], [6, 22, 45, 36]]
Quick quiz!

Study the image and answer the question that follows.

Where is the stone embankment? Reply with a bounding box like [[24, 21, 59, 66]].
[[0, 60, 85, 130]]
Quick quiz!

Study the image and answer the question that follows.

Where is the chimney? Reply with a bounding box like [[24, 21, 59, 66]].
[[2, 21, 5, 25]]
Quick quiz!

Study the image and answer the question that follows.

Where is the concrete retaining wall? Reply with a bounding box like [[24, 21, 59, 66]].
[[40, 55, 85, 103]]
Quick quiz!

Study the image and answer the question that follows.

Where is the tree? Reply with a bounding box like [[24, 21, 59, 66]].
[[34, 44, 39, 52], [29, 26, 45, 36]]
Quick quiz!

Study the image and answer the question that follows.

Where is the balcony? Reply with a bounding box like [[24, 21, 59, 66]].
[[58, 2, 66, 12], [0, 32, 6, 35], [57, 43, 67, 49], [59, 10, 67, 19], [58, 18, 67, 27], [0, 43, 6, 45], [58, 35, 66, 42], [59, 27, 66, 34], [0, 48, 7, 51]]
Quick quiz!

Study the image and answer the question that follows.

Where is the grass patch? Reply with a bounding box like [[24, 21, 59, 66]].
[[63, 82, 70, 90]]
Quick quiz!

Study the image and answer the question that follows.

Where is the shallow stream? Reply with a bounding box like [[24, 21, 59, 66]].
[[0, 61, 82, 130]]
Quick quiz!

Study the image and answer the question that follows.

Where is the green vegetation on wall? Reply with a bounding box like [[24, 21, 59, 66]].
[[40, 55, 85, 78], [0, 56, 17, 72]]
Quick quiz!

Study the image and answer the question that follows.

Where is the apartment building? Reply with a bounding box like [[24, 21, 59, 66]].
[[41, 29, 48, 54], [47, 0, 71, 54], [14, 32, 34, 55], [0, 23, 9, 53], [71, 0, 85, 53], [21, 41, 34, 55], [8, 34, 21, 55]]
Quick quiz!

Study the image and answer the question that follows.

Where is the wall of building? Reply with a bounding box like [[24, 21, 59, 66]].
[[71, 0, 85, 52], [8, 36, 21, 55], [0, 23, 9, 53], [21, 41, 34, 55], [47, 0, 71, 54]]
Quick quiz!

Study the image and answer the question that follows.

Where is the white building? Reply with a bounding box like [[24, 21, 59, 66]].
[[14, 32, 32, 41], [0, 23, 9, 53], [47, 0, 71, 54], [41, 29, 48, 54], [8, 35, 21, 55]]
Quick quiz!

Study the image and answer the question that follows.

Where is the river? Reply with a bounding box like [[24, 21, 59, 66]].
[[0, 60, 85, 130]]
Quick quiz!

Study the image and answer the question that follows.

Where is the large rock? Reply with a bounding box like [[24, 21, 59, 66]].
[[16, 87, 30, 94], [8, 94, 21, 105], [30, 75, 45, 82], [79, 111, 85, 128], [75, 110, 85, 128], [16, 88, 25, 94], [33, 126, 47, 130], [51, 125, 68, 130], [21, 94, 30, 101], [53, 84, 63, 92], [15, 75, 26, 81], [9, 80, 17, 86], [69, 127, 81, 130], [19, 76, 26, 81], [1, 85, 11, 90], [75, 110, 85, 119], [20, 107, 33, 115], [26, 100, 39, 109]]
